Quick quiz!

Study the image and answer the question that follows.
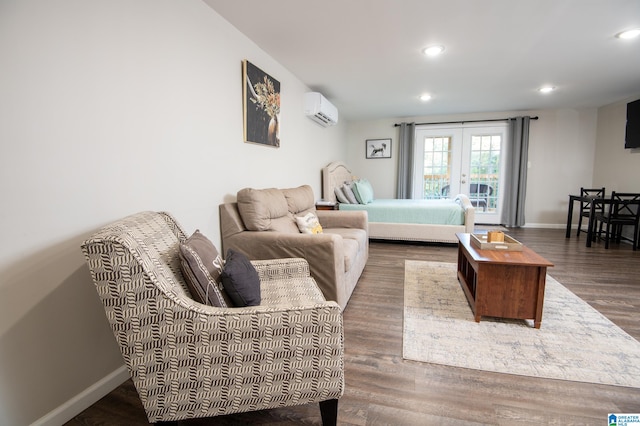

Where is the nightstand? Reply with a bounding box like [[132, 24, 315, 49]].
[[315, 201, 338, 211]]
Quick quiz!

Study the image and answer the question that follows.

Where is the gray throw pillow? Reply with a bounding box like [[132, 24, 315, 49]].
[[179, 230, 230, 307], [335, 186, 350, 204], [221, 249, 261, 307], [342, 183, 359, 204]]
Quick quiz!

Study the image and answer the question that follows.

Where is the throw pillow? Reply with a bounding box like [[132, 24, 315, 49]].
[[342, 183, 359, 204], [334, 186, 350, 204], [295, 212, 323, 234], [353, 178, 375, 204], [221, 249, 261, 307], [179, 230, 230, 307]]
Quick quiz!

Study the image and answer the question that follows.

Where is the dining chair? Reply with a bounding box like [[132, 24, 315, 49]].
[[441, 183, 493, 211], [594, 192, 640, 250], [576, 187, 605, 238], [469, 183, 493, 211]]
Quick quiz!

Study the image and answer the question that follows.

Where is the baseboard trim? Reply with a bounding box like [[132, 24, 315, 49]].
[[477, 223, 570, 230], [522, 223, 568, 229], [31, 365, 129, 426]]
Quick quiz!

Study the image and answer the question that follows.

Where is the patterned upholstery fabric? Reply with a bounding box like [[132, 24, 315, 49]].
[[81, 211, 344, 423]]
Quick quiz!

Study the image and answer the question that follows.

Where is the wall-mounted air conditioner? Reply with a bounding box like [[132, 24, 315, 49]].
[[304, 92, 338, 127]]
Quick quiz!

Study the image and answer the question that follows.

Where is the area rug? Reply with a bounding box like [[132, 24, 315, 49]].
[[403, 260, 640, 388]]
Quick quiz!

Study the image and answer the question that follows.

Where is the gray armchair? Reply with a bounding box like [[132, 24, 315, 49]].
[[81, 211, 344, 424]]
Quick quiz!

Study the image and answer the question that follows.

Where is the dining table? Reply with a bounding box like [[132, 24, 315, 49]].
[[565, 194, 607, 247]]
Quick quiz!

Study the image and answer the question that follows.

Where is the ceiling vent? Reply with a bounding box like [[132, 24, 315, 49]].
[[304, 92, 338, 127]]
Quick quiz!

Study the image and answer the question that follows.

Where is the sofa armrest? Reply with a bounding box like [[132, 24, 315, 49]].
[[224, 231, 346, 305], [316, 210, 368, 230], [228, 231, 341, 253]]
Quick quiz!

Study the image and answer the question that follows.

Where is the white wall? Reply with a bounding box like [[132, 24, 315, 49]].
[[593, 95, 640, 190], [0, 1, 346, 424], [345, 108, 600, 227]]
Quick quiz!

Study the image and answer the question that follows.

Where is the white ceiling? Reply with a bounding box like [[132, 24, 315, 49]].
[[203, 0, 640, 121]]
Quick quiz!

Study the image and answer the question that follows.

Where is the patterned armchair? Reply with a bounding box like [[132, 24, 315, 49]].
[[81, 211, 344, 425]]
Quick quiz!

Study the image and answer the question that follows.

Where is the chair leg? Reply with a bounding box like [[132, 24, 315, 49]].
[[319, 398, 339, 426], [595, 221, 603, 242], [605, 223, 611, 249], [577, 214, 583, 236]]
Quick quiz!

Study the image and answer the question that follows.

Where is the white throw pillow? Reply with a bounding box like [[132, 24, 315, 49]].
[[295, 212, 323, 234]]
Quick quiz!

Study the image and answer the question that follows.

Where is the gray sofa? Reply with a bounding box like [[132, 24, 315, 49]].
[[220, 185, 368, 309]]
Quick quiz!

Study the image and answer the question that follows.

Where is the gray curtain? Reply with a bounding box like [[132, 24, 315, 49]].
[[501, 116, 531, 227], [396, 122, 415, 199]]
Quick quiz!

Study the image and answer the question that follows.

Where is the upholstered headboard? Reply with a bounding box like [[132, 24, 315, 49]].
[[322, 161, 355, 203]]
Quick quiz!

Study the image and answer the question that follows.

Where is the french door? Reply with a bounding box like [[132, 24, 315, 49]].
[[413, 123, 507, 224]]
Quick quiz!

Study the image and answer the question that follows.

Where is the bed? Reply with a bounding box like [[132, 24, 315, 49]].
[[321, 161, 475, 243]]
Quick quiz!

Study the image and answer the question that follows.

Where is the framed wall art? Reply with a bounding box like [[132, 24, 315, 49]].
[[366, 138, 392, 159], [242, 60, 281, 147]]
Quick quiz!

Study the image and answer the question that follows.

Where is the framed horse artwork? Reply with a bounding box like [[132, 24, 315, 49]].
[[365, 138, 392, 159]]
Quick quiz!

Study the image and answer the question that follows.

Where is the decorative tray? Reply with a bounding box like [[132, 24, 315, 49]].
[[470, 233, 523, 251]]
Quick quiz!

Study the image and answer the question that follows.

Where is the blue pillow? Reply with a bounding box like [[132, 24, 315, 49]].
[[352, 179, 374, 204]]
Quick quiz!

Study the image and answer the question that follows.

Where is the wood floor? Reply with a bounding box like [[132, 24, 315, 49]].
[[66, 228, 640, 425]]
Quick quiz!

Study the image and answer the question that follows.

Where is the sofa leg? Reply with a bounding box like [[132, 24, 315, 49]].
[[319, 398, 338, 426]]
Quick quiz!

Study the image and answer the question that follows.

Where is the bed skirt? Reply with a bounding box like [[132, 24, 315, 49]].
[[368, 222, 468, 243]]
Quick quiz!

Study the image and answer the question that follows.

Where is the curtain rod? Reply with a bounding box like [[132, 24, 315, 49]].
[[393, 116, 539, 127]]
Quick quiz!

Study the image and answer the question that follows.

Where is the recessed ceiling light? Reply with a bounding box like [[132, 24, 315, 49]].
[[538, 86, 556, 94], [616, 28, 640, 39], [422, 45, 445, 57], [419, 93, 432, 101]]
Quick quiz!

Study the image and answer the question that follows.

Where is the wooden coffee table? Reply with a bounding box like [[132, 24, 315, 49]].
[[455, 233, 554, 328]]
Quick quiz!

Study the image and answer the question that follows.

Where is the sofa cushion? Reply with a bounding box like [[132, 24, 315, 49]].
[[237, 187, 299, 233], [282, 185, 316, 216], [295, 212, 323, 234], [178, 230, 230, 307], [221, 249, 261, 307]]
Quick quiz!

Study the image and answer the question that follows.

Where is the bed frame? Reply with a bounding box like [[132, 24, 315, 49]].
[[321, 161, 475, 243]]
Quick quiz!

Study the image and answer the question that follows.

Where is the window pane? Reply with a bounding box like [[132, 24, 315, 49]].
[[422, 136, 452, 199], [469, 133, 501, 211]]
